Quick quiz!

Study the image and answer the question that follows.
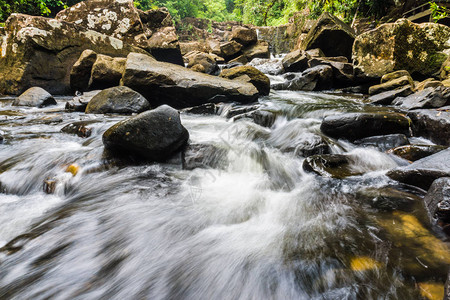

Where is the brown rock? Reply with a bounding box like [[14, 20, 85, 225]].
[[89, 54, 126, 90]]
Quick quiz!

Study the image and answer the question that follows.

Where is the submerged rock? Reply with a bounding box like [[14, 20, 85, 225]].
[[320, 112, 411, 141], [61, 121, 94, 138], [121, 53, 259, 108], [353, 19, 450, 78], [354, 134, 409, 152], [302, 154, 359, 178], [183, 143, 228, 170], [85, 86, 149, 114], [387, 144, 447, 161], [182, 103, 219, 115], [387, 148, 450, 190], [12, 87, 56, 107], [220, 66, 270, 96], [103, 105, 189, 161], [356, 186, 421, 212]]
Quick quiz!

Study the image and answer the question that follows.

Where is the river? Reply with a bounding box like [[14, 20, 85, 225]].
[[0, 83, 448, 299]]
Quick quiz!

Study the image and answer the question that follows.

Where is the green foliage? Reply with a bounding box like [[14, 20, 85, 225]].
[[430, 1, 449, 22]]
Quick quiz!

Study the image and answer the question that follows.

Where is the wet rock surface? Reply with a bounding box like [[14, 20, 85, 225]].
[[103, 105, 189, 161], [121, 53, 259, 108], [387, 148, 450, 190], [407, 109, 450, 146], [388, 144, 447, 161], [85, 86, 150, 114], [354, 134, 410, 152], [320, 112, 411, 141], [424, 177, 450, 224], [12, 87, 56, 108]]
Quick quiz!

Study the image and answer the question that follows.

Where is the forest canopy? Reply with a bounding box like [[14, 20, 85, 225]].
[[0, 0, 423, 25]]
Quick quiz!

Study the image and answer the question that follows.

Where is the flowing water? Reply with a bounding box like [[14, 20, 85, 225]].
[[0, 88, 448, 299]]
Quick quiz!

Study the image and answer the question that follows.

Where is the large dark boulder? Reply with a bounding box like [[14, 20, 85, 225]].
[[302, 154, 361, 178], [407, 109, 450, 146], [219, 66, 270, 96], [85, 86, 149, 114], [103, 105, 189, 161], [12, 87, 56, 107], [300, 12, 356, 61], [353, 19, 450, 78], [387, 148, 450, 190], [0, 14, 146, 95], [56, 0, 183, 65], [121, 52, 259, 108], [70, 49, 97, 92], [393, 86, 450, 110], [320, 112, 411, 141]]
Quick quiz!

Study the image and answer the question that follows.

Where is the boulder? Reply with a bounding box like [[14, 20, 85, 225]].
[[248, 58, 284, 75], [103, 105, 189, 161], [300, 12, 356, 61], [220, 41, 242, 59], [220, 66, 270, 96], [241, 41, 270, 62], [272, 65, 333, 91], [231, 26, 257, 46], [407, 109, 450, 146], [56, 1, 183, 65], [12, 87, 56, 107], [85, 86, 149, 114], [282, 49, 310, 72], [252, 110, 276, 128], [368, 75, 414, 95], [320, 112, 411, 141], [121, 52, 259, 108], [387, 148, 450, 190], [388, 144, 447, 161], [179, 41, 210, 55], [70, 49, 97, 92], [65, 90, 101, 111], [89, 54, 126, 90], [392, 86, 450, 110], [308, 57, 354, 86], [185, 51, 219, 75], [424, 177, 450, 224], [416, 78, 443, 91], [368, 86, 414, 105], [380, 70, 412, 84], [353, 19, 450, 78], [353, 134, 410, 152], [440, 55, 450, 80], [0, 14, 146, 95]]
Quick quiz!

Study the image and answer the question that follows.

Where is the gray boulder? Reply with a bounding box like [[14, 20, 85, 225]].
[[12, 87, 56, 107], [272, 65, 333, 91], [387, 148, 450, 190], [320, 112, 411, 141], [393, 86, 450, 110], [121, 53, 259, 108], [103, 105, 189, 161], [407, 109, 450, 146], [368, 86, 414, 105], [85, 86, 149, 114]]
